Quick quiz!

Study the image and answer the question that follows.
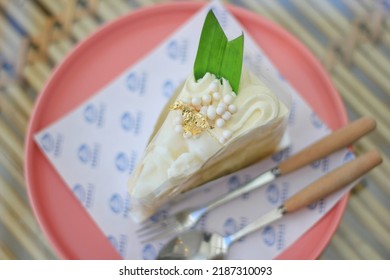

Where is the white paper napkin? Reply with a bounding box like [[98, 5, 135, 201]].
[[35, 0, 354, 259]]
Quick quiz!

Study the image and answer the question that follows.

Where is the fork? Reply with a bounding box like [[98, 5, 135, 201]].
[[136, 117, 375, 242]]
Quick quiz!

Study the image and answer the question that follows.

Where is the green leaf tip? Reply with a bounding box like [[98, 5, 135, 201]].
[[194, 10, 244, 94]]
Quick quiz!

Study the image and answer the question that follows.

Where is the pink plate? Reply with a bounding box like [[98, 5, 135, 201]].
[[25, 2, 348, 259]]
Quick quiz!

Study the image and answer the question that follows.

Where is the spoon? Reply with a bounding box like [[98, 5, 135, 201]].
[[157, 150, 382, 260]]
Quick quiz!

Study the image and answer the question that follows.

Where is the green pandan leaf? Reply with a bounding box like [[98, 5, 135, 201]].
[[220, 34, 244, 94], [194, 10, 244, 93], [193, 10, 227, 81]]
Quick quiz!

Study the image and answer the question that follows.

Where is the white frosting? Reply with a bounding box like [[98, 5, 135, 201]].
[[128, 67, 283, 221]]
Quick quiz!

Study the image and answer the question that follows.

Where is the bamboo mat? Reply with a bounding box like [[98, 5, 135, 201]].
[[0, 0, 388, 260]]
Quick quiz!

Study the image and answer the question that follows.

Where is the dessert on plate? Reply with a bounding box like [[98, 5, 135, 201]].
[[128, 10, 290, 222]]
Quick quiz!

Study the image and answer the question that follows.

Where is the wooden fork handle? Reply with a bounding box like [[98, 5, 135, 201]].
[[283, 150, 382, 213], [278, 117, 376, 175]]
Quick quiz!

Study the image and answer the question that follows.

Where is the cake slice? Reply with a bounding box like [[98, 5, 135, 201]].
[[128, 10, 289, 222]]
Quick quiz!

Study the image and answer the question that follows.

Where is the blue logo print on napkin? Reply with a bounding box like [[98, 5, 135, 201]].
[[223, 217, 248, 242], [83, 103, 105, 127], [227, 175, 240, 191], [115, 153, 128, 172], [310, 111, 325, 129], [266, 184, 279, 204], [77, 143, 100, 167], [162, 80, 175, 99], [310, 157, 329, 172], [72, 183, 95, 208], [288, 99, 297, 125], [227, 175, 251, 200], [166, 39, 188, 64], [41, 133, 54, 152], [40, 133, 63, 157], [223, 218, 237, 236], [307, 198, 326, 214], [343, 151, 355, 163], [78, 144, 92, 163], [108, 235, 117, 249], [126, 72, 147, 95], [84, 104, 98, 123], [115, 151, 137, 174], [262, 226, 276, 246], [142, 244, 157, 260], [109, 193, 131, 218], [167, 40, 179, 60], [109, 193, 123, 214], [120, 112, 143, 135], [108, 234, 127, 257], [271, 147, 291, 163], [262, 225, 286, 250], [73, 184, 85, 202]]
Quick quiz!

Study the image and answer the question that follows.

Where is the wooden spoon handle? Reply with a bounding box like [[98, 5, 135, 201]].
[[283, 150, 382, 213], [278, 117, 376, 175]]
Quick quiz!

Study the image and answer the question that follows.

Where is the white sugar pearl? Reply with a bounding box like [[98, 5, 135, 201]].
[[191, 97, 202, 107], [216, 118, 225, 128], [223, 94, 234, 105], [212, 92, 221, 101], [228, 104, 237, 114], [202, 94, 211, 105], [182, 97, 190, 104], [222, 111, 231, 121], [207, 106, 217, 120], [200, 106, 208, 116], [216, 105, 226, 115], [175, 125, 183, 133], [223, 130, 232, 139], [219, 137, 226, 144], [218, 102, 227, 110]]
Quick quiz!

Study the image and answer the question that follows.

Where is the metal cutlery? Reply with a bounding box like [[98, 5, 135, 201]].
[[157, 150, 382, 259], [137, 117, 376, 242]]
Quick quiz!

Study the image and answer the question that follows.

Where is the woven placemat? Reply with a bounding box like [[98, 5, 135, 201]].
[[0, 0, 388, 259]]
